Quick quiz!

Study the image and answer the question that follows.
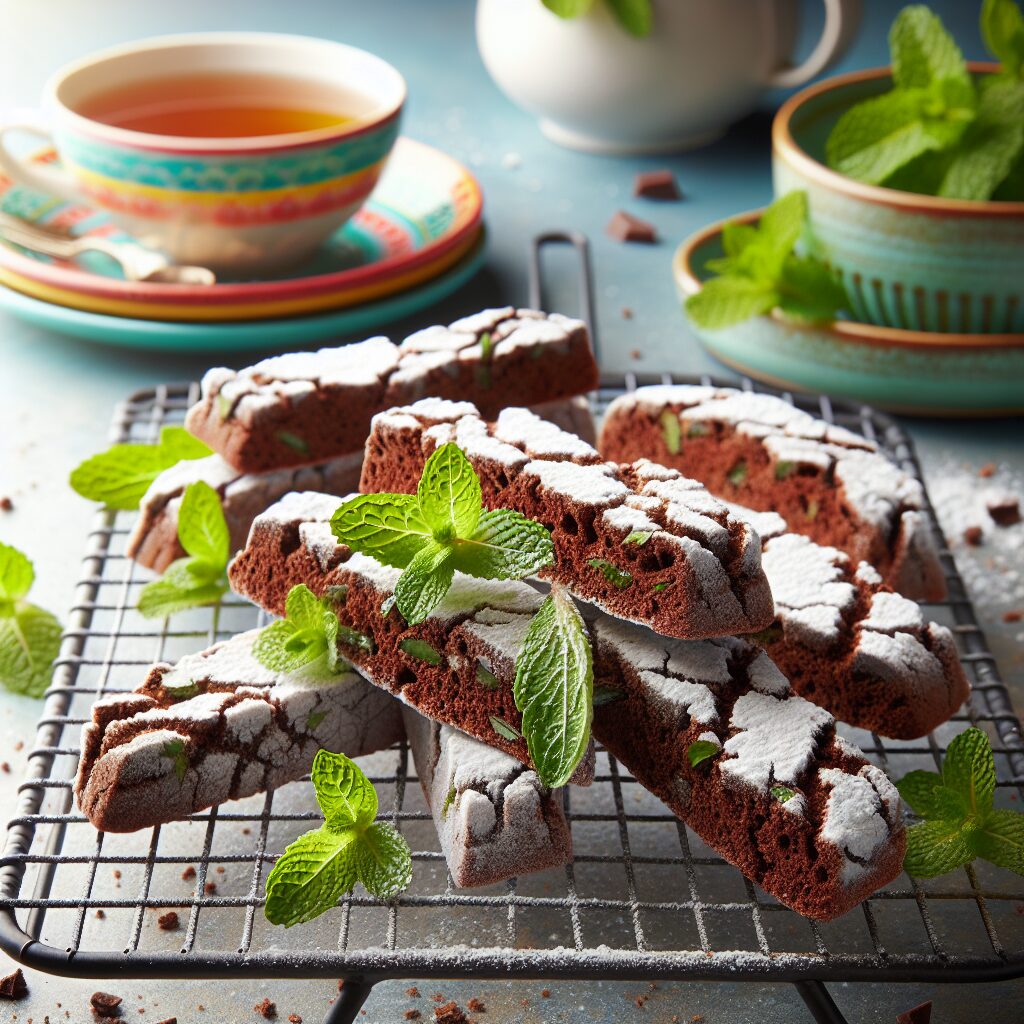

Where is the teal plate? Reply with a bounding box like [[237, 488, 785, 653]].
[[0, 235, 485, 352], [674, 212, 1024, 417]]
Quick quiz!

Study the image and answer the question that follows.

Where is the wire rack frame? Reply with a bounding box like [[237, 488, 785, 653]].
[[1, 373, 1024, 1024]]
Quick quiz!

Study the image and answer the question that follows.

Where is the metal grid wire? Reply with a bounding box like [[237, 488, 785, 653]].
[[2, 376, 1024, 988]]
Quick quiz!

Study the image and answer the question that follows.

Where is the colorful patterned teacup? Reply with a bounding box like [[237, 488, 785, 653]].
[[0, 33, 406, 275]]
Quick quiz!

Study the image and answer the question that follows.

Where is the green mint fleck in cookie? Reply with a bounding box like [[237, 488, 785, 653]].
[[771, 786, 796, 803], [747, 624, 784, 646], [687, 739, 720, 768], [216, 393, 234, 422], [653, 581, 673, 593], [163, 739, 188, 782], [166, 682, 200, 701], [592, 686, 626, 707], [442, 784, 457, 818], [306, 710, 328, 731], [727, 460, 748, 487], [275, 430, 310, 455], [659, 408, 681, 455], [337, 625, 375, 655], [805, 498, 820, 522], [489, 715, 523, 742], [380, 595, 397, 616], [588, 558, 634, 589], [774, 460, 795, 480], [398, 638, 442, 665], [686, 421, 709, 438], [476, 662, 501, 690], [623, 530, 653, 546]]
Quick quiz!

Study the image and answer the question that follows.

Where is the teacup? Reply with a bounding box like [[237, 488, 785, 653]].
[[0, 33, 406, 275]]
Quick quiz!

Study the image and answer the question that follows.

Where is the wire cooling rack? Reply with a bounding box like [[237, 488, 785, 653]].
[[2, 373, 1024, 1024]]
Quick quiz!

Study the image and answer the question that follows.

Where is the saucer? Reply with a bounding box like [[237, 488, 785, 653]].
[[0, 137, 483, 322], [0, 232, 485, 351], [674, 211, 1024, 416]]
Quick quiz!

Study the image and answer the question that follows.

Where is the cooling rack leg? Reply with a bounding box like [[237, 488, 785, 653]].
[[793, 981, 849, 1024], [322, 978, 375, 1024]]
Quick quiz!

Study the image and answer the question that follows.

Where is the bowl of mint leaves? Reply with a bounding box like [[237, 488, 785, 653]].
[[772, 0, 1024, 335]]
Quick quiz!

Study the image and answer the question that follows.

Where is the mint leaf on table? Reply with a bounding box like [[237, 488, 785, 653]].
[[0, 541, 63, 698], [982, 0, 1024, 78], [253, 584, 344, 676], [69, 426, 211, 511], [513, 584, 593, 789], [605, 0, 653, 37], [332, 444, 553, 625], [685, 191, 849, 330], [896, 727, 1024, 879], [137, 481, 230, 619], [264, 750, 411, 926]]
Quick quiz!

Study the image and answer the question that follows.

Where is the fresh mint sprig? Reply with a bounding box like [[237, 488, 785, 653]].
[[513, 583, 593, 789], [137, 481, 230, 618], [825, 2, 1024, 201], [70, 426, 211, 511], [253, 584, 344, 675], [542, 0, 653, 37], [264, 750, 412, 926], [0, 542, 63, 697], [897, 727, 1024, 878], [331, 443, 554, 625], [685, 191, 849, 330]]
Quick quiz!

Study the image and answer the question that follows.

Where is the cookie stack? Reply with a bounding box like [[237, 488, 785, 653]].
[[75, 310, 969, 921]]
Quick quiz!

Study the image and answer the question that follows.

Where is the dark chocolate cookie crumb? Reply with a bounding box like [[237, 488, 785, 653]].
[[979, 463, 996, 478], [0, 763, 9, 773], [95, 909, 106, 919], [540, 990, 551, 999], [431, 994, 445, 1003], [987, 494, 1021, 526], [0, 968, 28, 1000], [433, 1003, 466, 1024], [406, 989, 420, 998], [253, 997, 276, 1019], [634, 169, 681, 200], [1004, 609, 1022, 623], [963, 525, 984, 546], [155, 1019, 177, 1024], [204, 882, 217, 895], [896, 1001, 932, 1024], [404, 1013, 421, 1021], [0, 497, 12, 511], [288, 1015, 302, 1023], [90, 992, 123, 1017], [466, 998, 485, 1012], [157, 912, 179, 931], [181, 866, 196, 881]]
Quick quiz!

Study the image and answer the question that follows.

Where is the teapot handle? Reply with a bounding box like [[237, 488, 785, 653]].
[[765, 0, 863, 89]]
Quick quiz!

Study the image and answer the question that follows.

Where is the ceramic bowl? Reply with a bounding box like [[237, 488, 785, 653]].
[[674, 210, 1024, 416], [773, 63, 1024, 334]]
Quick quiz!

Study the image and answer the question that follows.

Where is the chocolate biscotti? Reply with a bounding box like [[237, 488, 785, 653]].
[[597, 386, 946, 601], [127, 451, 364, 573], [185, 308, 599, 474], [359, 401, 774, 641], [402, 708, 572, 888], [727, 505, 968, 739], [228, 492, 595, 786], [590, 618, 906, 920], [75, 629, 404, 833]]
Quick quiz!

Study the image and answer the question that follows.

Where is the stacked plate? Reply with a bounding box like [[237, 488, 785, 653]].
[[0, 137, 485, 351]]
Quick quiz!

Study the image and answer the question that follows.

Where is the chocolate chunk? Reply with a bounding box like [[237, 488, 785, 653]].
[[1004, 609, 1022, 623], [91, 991, 123, 1017], [254, 997, 277, 1019], [963, 525, 984, 546], [0, 968, 28, 1000], [0, 496, 12, 511], [979, 462, 996, 478], [157, 911, 179, 931], [288, 1015, 302, 1023], [434, 1002, 467, 1024], [155, 1018, 177, 1024], [633, 169, 681, 200], [606, 210, 658, 243], [986, 494, 1021, 526], [404, 1013, 422, 1021], [895, 1001, 932, 1024]]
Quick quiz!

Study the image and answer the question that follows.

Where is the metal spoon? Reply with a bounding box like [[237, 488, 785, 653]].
[[0, 212, 216, 285]]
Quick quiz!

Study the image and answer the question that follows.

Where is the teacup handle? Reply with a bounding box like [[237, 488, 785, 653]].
[[765, 0, 863, 89], [0, 121, 83, 203]]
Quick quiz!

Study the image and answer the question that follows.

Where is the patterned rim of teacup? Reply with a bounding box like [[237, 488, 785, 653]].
[[773, 62, 1024, 218], [675, 211, 1024, 350]]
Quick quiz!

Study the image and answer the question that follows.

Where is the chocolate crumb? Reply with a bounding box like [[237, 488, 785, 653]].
[[621, 307, 633, 319], [288, 1016, 302, 1023], [0, 968, 28, 1000], [204, 882, 217, 895], [155, 1019, 177, 1024], [606, 210, 658, 244], [630, 348, 643, 361], [253, 998, 276, 1019], [433, 1003, 466, 1024], [14, 741, 23, 751], [242, 827, 252, 835], [634, 169, 681, 200], [987, 494, 1021, 526], [0, 763, 9, 773], [406, 989, 420, 998], [896, 1001, 932, 1024], [157, 912, 179, 931], [520, 999, 529, 1007], [197, 1005, 205, 1012], [1004, 610, 1022, 623], [431, 994, 445, 1003], [691, 1016, 704, 1023], [467, 998, 485, 1012], [979, 463, 996, 478], [0, 497, 12, 511], [181, 867, 196, 881], [216, 866, 225, 874], [541, 990, 551, 999], [95, 910, 106, 919], [963, 525, 984, 546], [404, 1013, 421, 1022], [90, 992, 122, 1018]]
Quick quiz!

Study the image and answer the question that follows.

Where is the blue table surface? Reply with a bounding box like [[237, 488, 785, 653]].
[[1, 2, 1021, 1021]]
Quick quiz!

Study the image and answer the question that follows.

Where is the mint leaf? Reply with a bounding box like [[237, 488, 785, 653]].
[[476, 662, 501, 690], [137, 558, 228, 619], [727, 460, 748, 487], [890, 5, 969, 90], [264, 827, 359, 927], [777, 257, 850, 324], [417, 443, 481, 541], [0, 602, 63, 697], [393, 540, 455, 625], [489, 715, 522, 741], [177, 481, 229, 566], [162, 738, 188, 782], [605, 0, 653, 37], [312, 749, 377, 829], [685, 276, 779, 329], [166, 681, 199, 700], [451, 509, 554, 580], [331, 493, 432, 569], [541, 0, 594, 17], [253, 584, 344, 675], [687, 739, 719, 768], [903, 819, 974, 878], [398, 638, 442, 665], [983, 0, 1024, 76], [771, 785, 796, 802], [897, 769, 967, 820], [514, 585, 593, 788], [972, 809, 1024, 874], [306, 709, 327, 731], [69, 426, 211, 511], [275, 430, 309, 455], [592, 685, 625, 707], [624, 531, 652, 546], [942, 727, 996, 818], [351, 821, 413, 900], [752, 190, 808, 272], [0, 541, 33, 603], [587, 558, 633, 589], [659, 409, 681, 455]]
